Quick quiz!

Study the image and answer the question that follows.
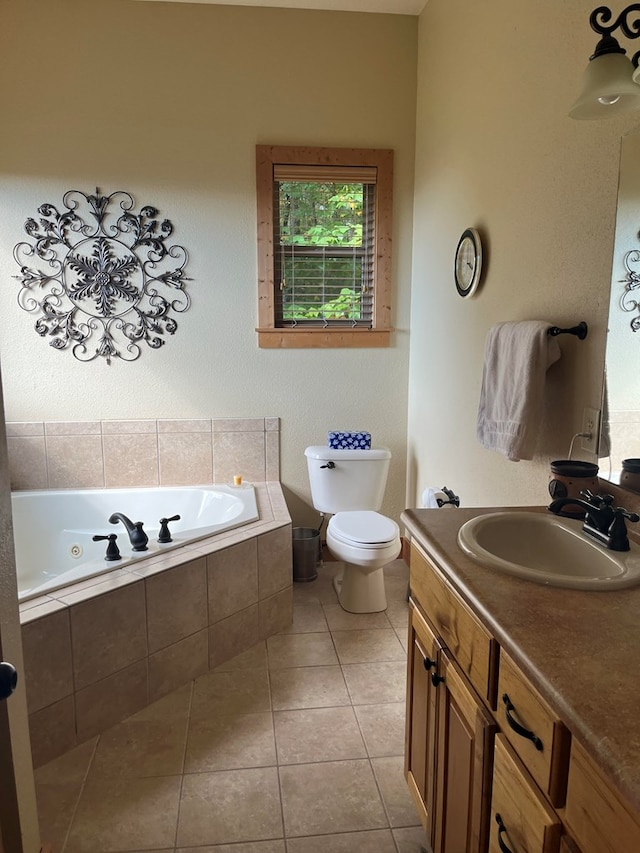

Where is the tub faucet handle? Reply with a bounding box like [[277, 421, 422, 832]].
[[92, 533, 122, 561], [158, 514, 181, 544]]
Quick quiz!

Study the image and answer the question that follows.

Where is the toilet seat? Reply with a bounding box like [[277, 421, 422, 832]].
[[328, 511, 399, 549]]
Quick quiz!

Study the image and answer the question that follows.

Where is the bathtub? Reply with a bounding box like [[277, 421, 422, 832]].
[[12, 484, 259, 601]]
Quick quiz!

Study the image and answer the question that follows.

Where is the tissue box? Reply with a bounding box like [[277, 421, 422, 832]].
[[328, 431, 371, 449]]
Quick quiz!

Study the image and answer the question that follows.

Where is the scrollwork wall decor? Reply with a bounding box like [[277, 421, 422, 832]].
[[13, 189, 192, 363], [620, 247, 640, 333]]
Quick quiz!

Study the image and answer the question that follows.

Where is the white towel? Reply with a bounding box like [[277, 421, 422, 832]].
[[477, 320, 561, 462]]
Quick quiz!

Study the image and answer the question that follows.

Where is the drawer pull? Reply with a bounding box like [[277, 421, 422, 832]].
[[431, 672, 445, 687], [495, 813, 514, 853], [502, 693, 544, 751], [423, 656, 436, 671]]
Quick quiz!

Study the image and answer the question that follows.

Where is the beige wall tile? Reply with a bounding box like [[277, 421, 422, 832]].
[[208, 603, 260, 670], [258, 525, 292, 600], [75, 659, 148, 741], [266, 430, 280, 481], [46, 434, 105, 489], [207, 539, 258, 624], [21, 609, 73, 713], [259, 587, 292, 639], [146, 558, 208, 653], [101, 420, 157, 434], [158, 432, 213, 485], [212, 418, 265, 432], [213, 431, 266, 483], [45, 421, 101, 436], [148, 629, 208, 704], [6, 422, 44, 437], [29, 695, 77, 768], [7, 436, 47, 489], [103, 433, 159, 488], [70, 582, 147, 689], [265, 417, 279, 432], [158, 419, 212, 433]]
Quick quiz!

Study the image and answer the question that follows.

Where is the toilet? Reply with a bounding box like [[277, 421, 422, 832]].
[[304, 446, 401, 613]]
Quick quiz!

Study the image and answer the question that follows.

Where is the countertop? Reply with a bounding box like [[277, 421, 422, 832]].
[[401, 505, 640, 816]]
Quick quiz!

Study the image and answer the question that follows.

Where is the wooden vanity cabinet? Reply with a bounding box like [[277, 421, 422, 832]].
[[406, 544, 498, 853], [433, 650, 497, 853], [564, 739, 640, 853], [405, 602, 441, 836], [406, 534, 640, 853]]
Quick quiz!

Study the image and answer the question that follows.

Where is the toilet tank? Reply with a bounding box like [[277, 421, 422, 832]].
[[304, 446, 392, 513]]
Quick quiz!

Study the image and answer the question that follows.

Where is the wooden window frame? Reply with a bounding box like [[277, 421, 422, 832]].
[[256, 145, 394, 349]]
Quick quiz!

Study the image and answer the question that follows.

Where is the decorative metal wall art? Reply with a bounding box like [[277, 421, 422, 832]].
[[620, 247, 640, 332], [13, 189, 192, 363]]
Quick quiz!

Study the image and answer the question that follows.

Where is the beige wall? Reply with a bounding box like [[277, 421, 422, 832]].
[[407, 0, 640, 509], [0, 0, 417, 527]]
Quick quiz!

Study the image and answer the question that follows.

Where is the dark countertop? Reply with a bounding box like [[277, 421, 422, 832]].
[[401, 505, 640, 816]]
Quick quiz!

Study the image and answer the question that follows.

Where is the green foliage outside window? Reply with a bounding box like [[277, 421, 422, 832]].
[[278, 182, 367, 322]]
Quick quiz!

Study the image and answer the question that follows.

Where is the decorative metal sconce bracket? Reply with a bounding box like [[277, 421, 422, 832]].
[[12, 189, 192, 364], [589, 5, 640, 66]]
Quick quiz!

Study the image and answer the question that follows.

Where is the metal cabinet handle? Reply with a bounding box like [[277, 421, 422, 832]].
[[502, 693, 543, 751], [431, 672, 445, 687], [495, 813, 514, 853], [423, 656, 436, 671]]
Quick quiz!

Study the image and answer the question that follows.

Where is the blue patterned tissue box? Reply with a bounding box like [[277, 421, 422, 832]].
[[328, 431, 371, 449]]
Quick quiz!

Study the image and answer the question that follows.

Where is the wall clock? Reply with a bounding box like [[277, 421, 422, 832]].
[[454, 227, 483, 298]]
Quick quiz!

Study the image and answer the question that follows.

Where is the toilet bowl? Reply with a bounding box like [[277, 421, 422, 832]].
[[326, 510, 401, 613]]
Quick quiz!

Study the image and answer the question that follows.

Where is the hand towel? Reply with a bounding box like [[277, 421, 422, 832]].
[[477, 320, 561, 462]]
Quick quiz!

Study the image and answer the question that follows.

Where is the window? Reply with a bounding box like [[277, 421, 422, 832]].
[[256, 145, 393, 348]]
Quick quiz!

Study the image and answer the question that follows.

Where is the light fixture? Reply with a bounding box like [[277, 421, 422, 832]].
[[570, 5, 640, 119]]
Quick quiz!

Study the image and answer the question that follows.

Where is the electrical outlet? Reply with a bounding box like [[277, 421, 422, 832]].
[[581, 406, 601, 454]]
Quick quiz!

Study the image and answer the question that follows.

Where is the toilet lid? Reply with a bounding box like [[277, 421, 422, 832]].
[[330, 511, 399, 546]]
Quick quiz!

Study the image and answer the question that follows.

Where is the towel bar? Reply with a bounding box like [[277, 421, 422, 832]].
[[547, 321, 588, 339]]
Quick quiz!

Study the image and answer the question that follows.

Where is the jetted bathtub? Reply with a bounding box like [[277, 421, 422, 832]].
[[12, 484, 259, 601]]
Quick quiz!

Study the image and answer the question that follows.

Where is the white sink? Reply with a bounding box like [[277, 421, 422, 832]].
[[457, 511, 640, 590]]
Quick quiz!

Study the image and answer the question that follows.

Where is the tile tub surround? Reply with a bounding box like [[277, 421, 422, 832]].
[[34, 558, 427, 853], [6, 417, 281, 490], [20, 481, 293, 767]]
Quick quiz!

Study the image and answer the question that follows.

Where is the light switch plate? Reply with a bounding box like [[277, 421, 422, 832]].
[[581, 407, 601, 454]]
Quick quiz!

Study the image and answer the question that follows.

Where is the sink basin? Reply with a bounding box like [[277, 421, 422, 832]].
[[457, 511, 640, 590]]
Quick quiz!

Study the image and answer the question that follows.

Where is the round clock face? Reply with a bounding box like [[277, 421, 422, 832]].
[[454, 228, 482, 298]]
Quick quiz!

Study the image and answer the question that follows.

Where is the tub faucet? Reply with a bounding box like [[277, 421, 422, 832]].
[[109, 513, 149, 551], [548, 490, 639, 552]]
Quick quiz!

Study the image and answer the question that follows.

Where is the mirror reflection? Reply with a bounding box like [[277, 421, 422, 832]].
[[603, 127, 640, 486]]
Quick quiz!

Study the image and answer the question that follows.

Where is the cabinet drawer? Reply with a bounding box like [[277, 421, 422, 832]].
[[497, 650, 570, 807], [490, 734, 561, 853], [410, 541, 498, 707], [564, 740, 640, 853], [559, 836, 581, 853]]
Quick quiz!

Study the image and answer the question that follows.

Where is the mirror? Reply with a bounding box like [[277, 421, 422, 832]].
[[602, 127, 640, 486]]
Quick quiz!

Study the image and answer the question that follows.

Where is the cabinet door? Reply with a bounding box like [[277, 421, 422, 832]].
[[433, 650, 497, 853], [405, 602, 441, 840]]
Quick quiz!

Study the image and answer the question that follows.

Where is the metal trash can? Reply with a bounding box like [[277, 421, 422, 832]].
[[292, 527, 321, 582]]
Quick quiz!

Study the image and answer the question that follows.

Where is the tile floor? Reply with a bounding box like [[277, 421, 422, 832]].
[[35, 557, 429, 853]]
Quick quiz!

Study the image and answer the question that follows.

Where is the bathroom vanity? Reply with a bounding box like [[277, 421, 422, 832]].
[[401, 505, 640, 853]]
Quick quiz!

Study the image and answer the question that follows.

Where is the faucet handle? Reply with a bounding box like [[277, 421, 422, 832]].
[[92, 533, 122, 561], [616, 508, 640, 523], [158, 514, 181, 544]]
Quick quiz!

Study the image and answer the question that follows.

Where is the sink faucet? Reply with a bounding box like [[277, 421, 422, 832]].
[[548, 490, 640, 551], [109, 512, 149, 551]]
